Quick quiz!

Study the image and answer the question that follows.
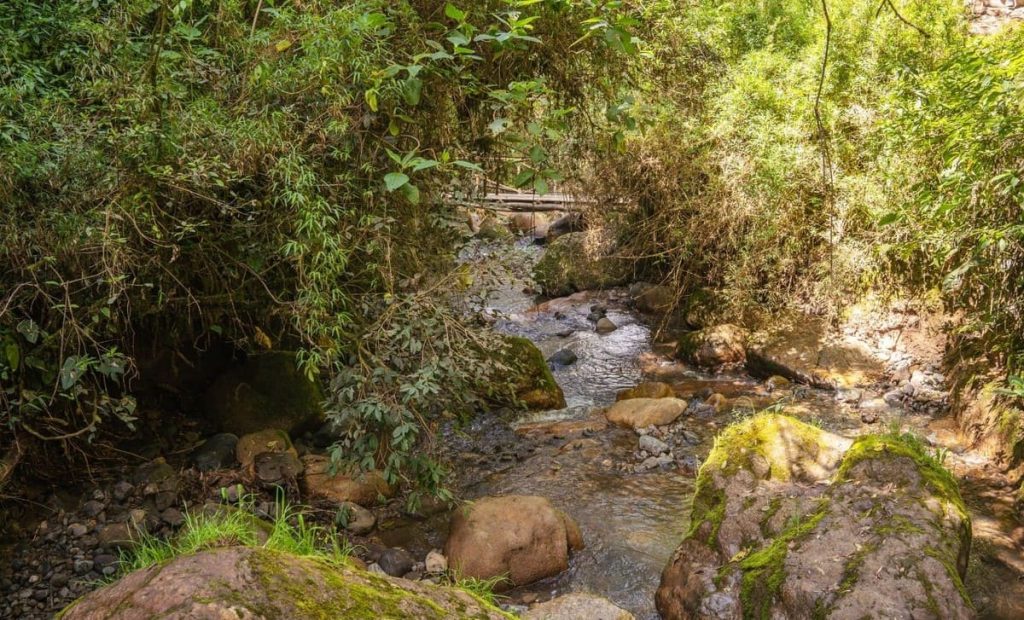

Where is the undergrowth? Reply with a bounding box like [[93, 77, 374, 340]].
[[120, 496, 351, 574]]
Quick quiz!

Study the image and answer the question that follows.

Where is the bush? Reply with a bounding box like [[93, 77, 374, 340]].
[[0, 0, 638, 487]]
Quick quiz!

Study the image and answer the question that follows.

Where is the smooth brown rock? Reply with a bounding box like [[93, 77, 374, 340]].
[[604, 398, 687, 429], [524, 593, 634, 620], [236, 429, 296, 471], [300, 455, 393, 506], [616, 382, 675, 401], [445, 495, 582, 590]]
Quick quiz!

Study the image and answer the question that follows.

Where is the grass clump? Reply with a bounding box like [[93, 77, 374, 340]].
[[121, 496, 351, 574]]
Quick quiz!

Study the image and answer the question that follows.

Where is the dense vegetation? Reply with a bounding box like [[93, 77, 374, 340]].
[[0, 0, 637, 489], [2, 0, 1024, 489]]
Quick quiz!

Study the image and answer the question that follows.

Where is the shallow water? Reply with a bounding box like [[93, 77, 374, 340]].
[[423, 237, 1024, 619]]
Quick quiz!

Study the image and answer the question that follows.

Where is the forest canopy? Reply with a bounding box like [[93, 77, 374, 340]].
[[2, 0, 1024, 490]]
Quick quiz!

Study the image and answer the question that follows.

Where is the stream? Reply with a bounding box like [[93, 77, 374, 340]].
[[379, 236, 1024, 620]]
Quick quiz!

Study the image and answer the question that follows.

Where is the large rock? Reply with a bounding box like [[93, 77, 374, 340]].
[[445, 495, 583, 590], [677, 324, 747, 368], [59, 546, 509, 619], [300, 455, 393, 506], [524, 593, 634, 619], [656, 414, 974, 619], [202, 351, 324, 436], [746, 317, 886, 389], [546, 213, 585, 241], [236, 429, 296, 471], [616, 381, 675, 401], [604, 398, 688, 429], [533, 232, 630, 297], [501, 336, 567, 410]]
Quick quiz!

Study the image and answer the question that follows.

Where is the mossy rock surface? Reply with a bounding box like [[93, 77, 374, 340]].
[[657, 413, 974, 620], [500, 335, 566, 410], [532, 232, 630, 297], [59, 546, 511, 619], [202, 351, 324, 436]]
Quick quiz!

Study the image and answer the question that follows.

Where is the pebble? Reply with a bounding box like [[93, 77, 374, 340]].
[[73, 560, 93, 575], [67, 523, 88, 538], [425, 550, 447, 573], [377, 548, 415, 577], [639, 435, 669, 455]]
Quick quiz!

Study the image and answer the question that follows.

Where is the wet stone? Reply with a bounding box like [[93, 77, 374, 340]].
[[190, 433, 239, 472], [377, 548, 415, 577], [547, 348, 578, 367]]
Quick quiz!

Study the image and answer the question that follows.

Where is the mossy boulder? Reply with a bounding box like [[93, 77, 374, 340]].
[[202, 351, 324, 436], [58, 546, 511, 619], [532, 232, 630, 297], [657, 414, 974, 619], [501, 336, 566, 410]]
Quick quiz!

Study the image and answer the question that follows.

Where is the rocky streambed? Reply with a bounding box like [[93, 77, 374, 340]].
[[2, 231, 1024, 619]]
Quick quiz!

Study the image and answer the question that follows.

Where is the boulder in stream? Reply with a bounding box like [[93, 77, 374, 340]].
[[445, 495, 583, 590], [616, 381, 675, 401], [532, 232, 630, 297], [501, 336, 567, 410], [605, 397, 688, 429], [656, 413, 974, 619], [59, 546, 509, 619]]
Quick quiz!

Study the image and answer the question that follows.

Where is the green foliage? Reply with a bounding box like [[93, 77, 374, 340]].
[[121, 495, 350, 574], [0, 0, 634, 485], [447, 575, 510, 607], [585, 0, 963, 324], [882, 26, 1024, 373]]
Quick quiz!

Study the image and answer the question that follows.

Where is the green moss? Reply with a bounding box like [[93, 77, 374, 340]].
[[923, 545, 974, 608], [834, 433, 969, 523], [499, 335, 566, 410], [702, 413, 834, 482], [532, 232, 630, 296], [738, 499, 830, 620], [246, 548, 514, 619]]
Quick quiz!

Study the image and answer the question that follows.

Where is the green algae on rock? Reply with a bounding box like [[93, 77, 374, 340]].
[[532, 232, 631, 297], [58, 546, 513, 620], [500, 335, 566, 410], [657, 413, 974, 620]]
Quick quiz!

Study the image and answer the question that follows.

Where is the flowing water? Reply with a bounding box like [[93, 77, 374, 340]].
[[380, 237, 1024, 619]]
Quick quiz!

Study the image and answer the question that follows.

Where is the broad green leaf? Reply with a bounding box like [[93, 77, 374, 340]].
[[384, 173, 410, 191], [444, 4, 465, 21], [60, 356, 83, 390], [16, 319, 39, 344]]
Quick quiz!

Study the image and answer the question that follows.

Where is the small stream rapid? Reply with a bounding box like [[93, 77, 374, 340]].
[[379, 237, 1024, 619]]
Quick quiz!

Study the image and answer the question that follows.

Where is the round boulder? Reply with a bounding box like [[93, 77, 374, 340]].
[[616, 382, 675, 401], [445, 495, 583, 590], [236, 429, 295, 471]]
